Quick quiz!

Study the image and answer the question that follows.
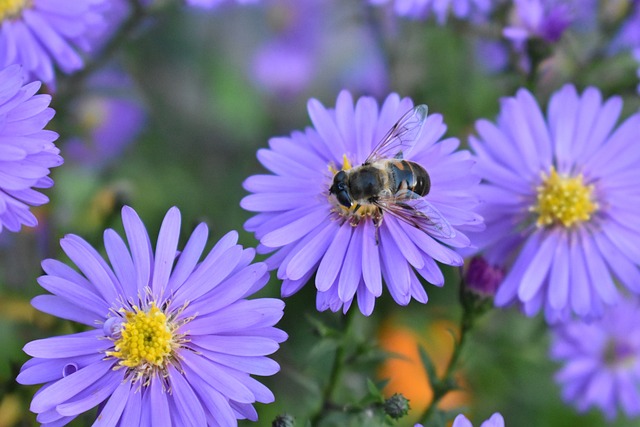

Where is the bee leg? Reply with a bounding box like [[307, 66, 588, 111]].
[[372, 210, 383, 245]]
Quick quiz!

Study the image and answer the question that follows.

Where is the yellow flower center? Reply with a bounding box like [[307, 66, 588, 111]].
[[0, 0, 30, 21], [531, 166, 598, 228], [107, 303, 174, 369]]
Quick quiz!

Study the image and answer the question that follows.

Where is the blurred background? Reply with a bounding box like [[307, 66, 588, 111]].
[[1, 0, 640, 426]]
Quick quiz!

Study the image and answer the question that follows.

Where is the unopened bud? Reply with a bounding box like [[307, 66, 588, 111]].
[[272, 414, 295, 427], [464, 256, 504, 297], [384, 393, 410, 419]]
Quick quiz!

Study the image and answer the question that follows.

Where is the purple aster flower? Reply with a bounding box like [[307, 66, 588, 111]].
[[370, 0, 493, 24], [186, 0, 259, 9], [415, 413, 505, 427], [0, 0, 108, 89], [469, 85, 640, 321], [17, 206, 287, 426], [452, 413, 505, 427], [464, 256, 504, 297], [610, 2, 640, 93], [65, 70, 146, 169], [241, 91, 483, 315], [550, 296, 640, 420], [503, 0, 574, 45], [249, 0, 322, 98], [250, 0, 388, 99], [0, 64, 61, 234]]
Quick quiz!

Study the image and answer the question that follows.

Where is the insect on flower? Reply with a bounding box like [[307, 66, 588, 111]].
[[241, 91, 482, 314], [328, 104, 454, 243]]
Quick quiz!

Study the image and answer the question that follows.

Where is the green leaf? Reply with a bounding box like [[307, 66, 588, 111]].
[[365, 378, 385, 402], [418, 344, 440, 389]]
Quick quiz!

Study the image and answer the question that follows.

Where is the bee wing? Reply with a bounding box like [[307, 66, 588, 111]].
[[375, 190, 455, 240], [365, 104, 428, 164]]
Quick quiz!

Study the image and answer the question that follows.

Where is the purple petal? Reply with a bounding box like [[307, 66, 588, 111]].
[[103, 229, 137, 299], [122, 206, 153, 293], [181, 351, 255, 403], [167, 365, 207, 427], [186, 299, 284, 335], [24, 329, 106, 358], [569, 232, 592, 316], [183, 365, 236, 426], [30, 360, 114, 413], [17, 353, 103, 385], [338, 223, 363, 302], [384, 218, 425, 268], [56, 369, 122, 416], [307, 97, 347, 159], [174, 245, 242, 303], [59, 235, 120, 303], [356, 281, 375, 316], [261, 205, 329, 247], [285, 221, 337, 281], [118, 387, 142, 426], [194, 348, 279, 376], [495, 233, 542, 306], [547, 232, 570, 310], [31, 295, 102, 326], [354, 96, 378, 161], [580, 229, 618, 305], [92, 381, 131, 427], [167, 223, 208, 291], [149, 376, 171, 427], [151, 207, 181, 296], [361, 220, 382, 296], [190, 335, 279, 356], [517, 231, 558, 302], [183, 263, 268, 317], [316, 223, 352, 292], [255, 146, 319, 179]]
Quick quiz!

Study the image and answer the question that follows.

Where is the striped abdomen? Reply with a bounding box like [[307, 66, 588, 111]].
[[389, 160, 431, 197]]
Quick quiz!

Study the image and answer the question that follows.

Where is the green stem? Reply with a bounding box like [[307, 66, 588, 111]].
[[416, 280, 475, 425], [308, 309, 358, 426]]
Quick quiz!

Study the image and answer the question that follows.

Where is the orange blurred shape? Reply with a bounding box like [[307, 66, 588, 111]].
[[378, 317, 471, 416]]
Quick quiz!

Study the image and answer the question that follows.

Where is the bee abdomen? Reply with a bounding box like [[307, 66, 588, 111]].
[[390, 160, 431, 196]]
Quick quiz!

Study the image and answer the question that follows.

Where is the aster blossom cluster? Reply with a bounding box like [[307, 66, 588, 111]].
[[0, 64, 61, 233], [186, 0, 260, 9], [0, 0, 108, 88], [2, 0, 640, 425], [369, 0, 493, 23], [17, 206, 287, 426], [469, 84, 640, 321], [550, 296, 640, 420], [241, 90, 483, 315], [415, 412, 505, 427]]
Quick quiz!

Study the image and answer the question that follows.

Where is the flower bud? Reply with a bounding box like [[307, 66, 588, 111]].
[[384, 393, 410, 419], [464, 256, 504, 297], [272, 414, 295, 427]]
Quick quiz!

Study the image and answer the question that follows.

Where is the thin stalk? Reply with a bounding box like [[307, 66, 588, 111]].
[[308, 309, 358, 426]]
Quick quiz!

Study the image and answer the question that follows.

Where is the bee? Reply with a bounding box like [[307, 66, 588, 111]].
[[329, 104, 454, 241]]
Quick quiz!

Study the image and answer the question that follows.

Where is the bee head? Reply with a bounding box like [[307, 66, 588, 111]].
[[329, 170, 352, 208]]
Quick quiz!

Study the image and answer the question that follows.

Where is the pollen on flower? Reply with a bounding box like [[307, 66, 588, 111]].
[[531, 166, 598, 228], [0, 0, 30, 21], [107, 303, 174, 369], [328, 153, 353, 174]]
